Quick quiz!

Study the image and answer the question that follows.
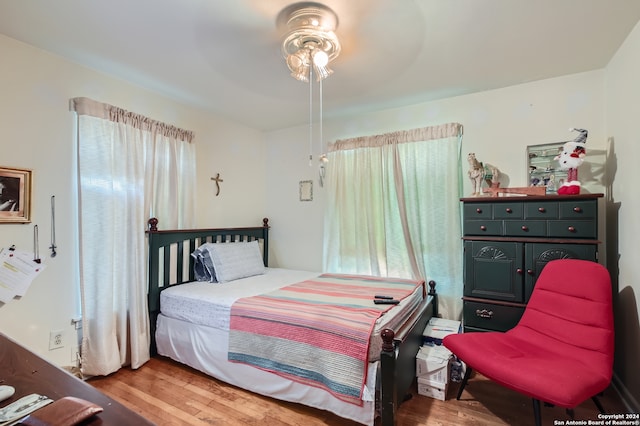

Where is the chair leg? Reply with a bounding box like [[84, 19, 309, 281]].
[[456, 366, 473, 400], [532, 399, 542, 426], [592, 395, 606, 414], [566, 408, 575, 419]]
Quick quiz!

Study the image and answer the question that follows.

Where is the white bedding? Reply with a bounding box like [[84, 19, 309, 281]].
[[159, 268, 425, 361]]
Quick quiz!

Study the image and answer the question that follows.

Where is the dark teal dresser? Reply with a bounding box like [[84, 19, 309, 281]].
[[461, 193, 603, 332]]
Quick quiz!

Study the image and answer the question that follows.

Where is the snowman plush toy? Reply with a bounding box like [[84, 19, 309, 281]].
[[554, 128, 588, 195]]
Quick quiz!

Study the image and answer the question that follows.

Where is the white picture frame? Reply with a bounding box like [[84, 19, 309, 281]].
[[299, 180, 313, 201]]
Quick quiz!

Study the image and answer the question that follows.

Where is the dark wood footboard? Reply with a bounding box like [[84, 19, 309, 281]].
[[380, 280, 437, 426]]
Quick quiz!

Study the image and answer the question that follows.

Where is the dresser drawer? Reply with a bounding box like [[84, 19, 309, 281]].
[[559, 200, 597, 219], [493, 203, 523, 219], [464, 203, 492, 219], [463, 300, 525, 332], [463, 220, 503, 236], [548, 220, 597, 239], [504, 220, 546, 237], [525, 201, 558, 219]]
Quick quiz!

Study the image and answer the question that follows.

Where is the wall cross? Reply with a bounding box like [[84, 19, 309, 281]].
[[211, 173, 224, 196]]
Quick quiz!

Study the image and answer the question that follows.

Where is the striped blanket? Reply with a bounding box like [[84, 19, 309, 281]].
[[227, 273, 425, 405]]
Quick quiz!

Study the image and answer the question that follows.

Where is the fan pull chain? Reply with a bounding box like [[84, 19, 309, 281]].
[[308, 65, 314, 166]]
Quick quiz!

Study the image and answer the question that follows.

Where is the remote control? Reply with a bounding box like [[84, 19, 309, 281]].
[[374, 295, 394, 300], [374, 299, 399, 304], [0, 385, 15, 402]]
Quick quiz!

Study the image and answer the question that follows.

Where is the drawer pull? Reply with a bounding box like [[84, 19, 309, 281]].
[[527, 269, 534, 275], [573, 207, 582, 213], [476, 309, 493, 319], [568, 226, 576, 233], [538, 207, 546, 213], [505, 208, 512, 213], [521, 225, 529, 231], [476, 208, 483, 214], [516, 268, 523, 275], [480, 225, 487, 231]]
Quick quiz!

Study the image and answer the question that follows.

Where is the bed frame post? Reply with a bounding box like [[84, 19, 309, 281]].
[[380, 329, 398, 426], [147, 218, 161, 355], [262, 217, 269, 266], [428, 280, 438, 318], [379, 280, 437, 426]]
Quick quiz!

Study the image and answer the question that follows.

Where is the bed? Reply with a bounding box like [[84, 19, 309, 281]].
[[146, 217, 437, 426]]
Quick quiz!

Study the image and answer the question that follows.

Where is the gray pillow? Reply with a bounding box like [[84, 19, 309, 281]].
[[204, 241, 265, 283]]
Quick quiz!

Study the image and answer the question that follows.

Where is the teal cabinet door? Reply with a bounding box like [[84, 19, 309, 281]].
[[524, 243, 598, 302], [464, 241, 524, 303]]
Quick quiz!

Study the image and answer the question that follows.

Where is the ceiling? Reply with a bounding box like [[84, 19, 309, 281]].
[[1, 0, 640, 131]]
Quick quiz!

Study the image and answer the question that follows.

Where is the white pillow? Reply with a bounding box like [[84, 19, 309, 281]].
[[205, 241, 265, 283]]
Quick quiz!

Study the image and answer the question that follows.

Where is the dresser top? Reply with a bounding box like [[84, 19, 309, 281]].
[[460, 193, 604, 203]]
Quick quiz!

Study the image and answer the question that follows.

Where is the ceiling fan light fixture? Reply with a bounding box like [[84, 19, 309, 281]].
[[312, 49, 328, 67], [291, 68, 311, 83], [276, 2, 339, 169], [287, 49, 311, 82], [277, 2, 341, 82], [311, 49, 332, 81]]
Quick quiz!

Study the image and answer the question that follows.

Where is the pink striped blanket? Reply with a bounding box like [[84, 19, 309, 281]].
[[227, 273, 425, 405]]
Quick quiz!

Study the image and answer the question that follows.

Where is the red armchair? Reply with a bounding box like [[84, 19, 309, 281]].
[[443, 259, 614, 426]]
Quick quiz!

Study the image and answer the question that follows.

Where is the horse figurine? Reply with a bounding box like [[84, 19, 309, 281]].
[[467, 153, 485, 196]]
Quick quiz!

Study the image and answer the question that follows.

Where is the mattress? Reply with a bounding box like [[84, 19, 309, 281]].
[[159, 268, 425, 361]]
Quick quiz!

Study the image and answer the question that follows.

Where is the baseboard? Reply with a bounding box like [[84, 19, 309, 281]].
[[611, 372, 640, 414]]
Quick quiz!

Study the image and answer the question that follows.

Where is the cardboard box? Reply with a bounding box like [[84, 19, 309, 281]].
[[415, 345, 452, 384], [417, 376, 448, 400], [422, 317, 461, 345]]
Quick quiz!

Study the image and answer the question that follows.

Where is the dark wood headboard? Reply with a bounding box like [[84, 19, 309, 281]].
[[146, 217, 270, 354]]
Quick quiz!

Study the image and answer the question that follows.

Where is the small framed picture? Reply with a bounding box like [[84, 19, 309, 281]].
[[299, 180, 313, 201], [0, 166, 32, 223]]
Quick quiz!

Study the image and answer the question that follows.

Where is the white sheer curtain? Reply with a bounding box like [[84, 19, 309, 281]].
[[70, 97, 196, 376], [323, 123, 464, 319]]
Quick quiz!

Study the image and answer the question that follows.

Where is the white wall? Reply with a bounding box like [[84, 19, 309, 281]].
[[0, 35, 266, 366], [604, 20, 640, 409], [192, 114, 267, 228], [265, 70, 606, 272]]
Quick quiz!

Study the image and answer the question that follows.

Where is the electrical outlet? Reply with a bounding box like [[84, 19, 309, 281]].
[[49, 330, 64, 350]]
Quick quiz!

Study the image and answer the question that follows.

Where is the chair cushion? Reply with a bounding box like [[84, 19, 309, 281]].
[[443, 331, 611, 407], [444, 259, 614, 408]]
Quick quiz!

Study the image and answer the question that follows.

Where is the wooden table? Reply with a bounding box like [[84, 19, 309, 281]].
[[0, 332, 155, 425]]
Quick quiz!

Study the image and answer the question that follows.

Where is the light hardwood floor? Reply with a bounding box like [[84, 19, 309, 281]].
[[89, 356, 630, 426]]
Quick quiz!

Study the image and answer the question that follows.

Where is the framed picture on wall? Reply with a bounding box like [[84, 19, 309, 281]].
[[299, 180, 313, 201], [0, 166, 32, 223]]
